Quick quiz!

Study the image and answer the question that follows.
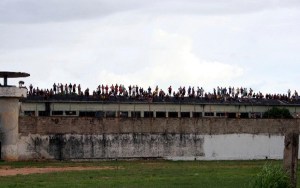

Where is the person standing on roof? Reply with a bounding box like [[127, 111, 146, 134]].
[[128, 85, 132, 96], [77, 84, 81, 95], [73, 84, 76, 93], [168, 86, 172, 96], [53, 83, 57, 94]]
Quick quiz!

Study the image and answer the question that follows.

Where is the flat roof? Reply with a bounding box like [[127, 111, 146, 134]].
[[0, 71, 30, 78], [22, 95, 300, 106]]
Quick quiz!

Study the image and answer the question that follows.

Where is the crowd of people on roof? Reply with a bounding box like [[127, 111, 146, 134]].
[[26, 83, 299, 102]]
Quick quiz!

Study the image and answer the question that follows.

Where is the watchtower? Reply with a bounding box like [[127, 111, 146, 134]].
[[0, 71, 29, 160]]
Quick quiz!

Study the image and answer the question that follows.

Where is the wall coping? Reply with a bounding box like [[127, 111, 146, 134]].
[[0, 87, 27, 98]]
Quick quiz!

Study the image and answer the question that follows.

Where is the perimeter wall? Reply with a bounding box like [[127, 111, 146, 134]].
[[17, 117, 300, 160]]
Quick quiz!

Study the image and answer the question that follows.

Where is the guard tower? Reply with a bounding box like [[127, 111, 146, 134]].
[[0, 71, 29, 160]]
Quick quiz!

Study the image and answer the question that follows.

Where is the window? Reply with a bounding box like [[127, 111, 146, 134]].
[[193, 112, 202, 118], [119, 111, 128, 118], [38, 111, 48, 116], [95, 111, 105, 118], [79, 111, 96, 117], [181, 112, 190, 118], [204, 112, 214, 117], [52, 111, 63, 116], [24, 111, 35, 116], [105, 111, 116, 118], [240, 113, 249, 118], [227, 113, 237, 118], [168, 112, 178, 118], [216, 112, 226, 117], [249, 112, 262, 118], [131, 112, 141, 118], [144, 111, 153, 118], [65, 111, 76, 116], [156, 111, 166, 118]]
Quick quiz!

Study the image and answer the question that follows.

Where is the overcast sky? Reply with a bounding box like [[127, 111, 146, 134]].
[[1, 0, 299, 94]]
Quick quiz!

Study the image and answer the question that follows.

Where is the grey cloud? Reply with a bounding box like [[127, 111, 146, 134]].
[[147, 0, 300, 15], [0, 0, 299, 23], [0, 0, 144, 23]]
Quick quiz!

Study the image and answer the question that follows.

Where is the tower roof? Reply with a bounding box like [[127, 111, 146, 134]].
[[0, 71, 30, 78]]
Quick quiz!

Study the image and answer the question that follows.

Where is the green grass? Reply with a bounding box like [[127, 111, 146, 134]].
[[0, 160, 296, 188]]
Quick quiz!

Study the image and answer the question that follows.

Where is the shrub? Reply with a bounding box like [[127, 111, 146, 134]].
[[250, 163, 291, 188], [262, 107, 293, 119]]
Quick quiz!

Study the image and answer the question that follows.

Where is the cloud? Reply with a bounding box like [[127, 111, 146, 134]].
[[0, 25, 243, 92], [91, 29, 244, 91], [0, 2, 299, 95], [1, 0, 299, 23]]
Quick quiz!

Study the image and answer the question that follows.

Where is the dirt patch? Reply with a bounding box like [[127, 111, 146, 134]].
[[0, 166, 118, 176]]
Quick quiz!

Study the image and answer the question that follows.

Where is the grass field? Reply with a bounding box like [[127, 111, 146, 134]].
[[0, 160, 297, 188]]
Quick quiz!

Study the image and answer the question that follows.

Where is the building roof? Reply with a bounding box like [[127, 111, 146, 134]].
[[0, 71, 30, 78], [23, 95, 300, 106]]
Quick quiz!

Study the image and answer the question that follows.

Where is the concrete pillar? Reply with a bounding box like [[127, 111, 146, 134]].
[[283, 133, 299, 188], [190, 111, 193, 118], [153, 111, 156, 118], [3, 76, 7, 86], [166, 111, 168, 118], [178, 112, 181, 118], [141, 111, 144, 118], [0, 87, 27, 161], [0, 98, 19, 160], [128, 111, 131, 118]]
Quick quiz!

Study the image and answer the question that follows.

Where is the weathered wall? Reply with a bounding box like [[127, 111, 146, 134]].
[[0, 98, 20, 160], [19, 117, 300, 135], [17, 133, 284, 160], [18, 133, 203, 160], [17, 117, 300, 160], [0, 87, 27, 98]]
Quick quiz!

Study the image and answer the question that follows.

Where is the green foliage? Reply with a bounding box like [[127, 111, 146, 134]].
[[250, 163, 291, 188], [263, 107, 293, 119]]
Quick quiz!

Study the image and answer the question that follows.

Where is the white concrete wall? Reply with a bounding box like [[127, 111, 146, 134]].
[[168, 134, 285, 160], [17, 133, 292, 161]]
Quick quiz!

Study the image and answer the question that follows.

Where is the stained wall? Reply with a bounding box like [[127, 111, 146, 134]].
[[16, 117, 299, 160]]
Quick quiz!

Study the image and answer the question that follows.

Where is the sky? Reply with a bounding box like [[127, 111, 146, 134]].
[[1, 0, 300, 94]]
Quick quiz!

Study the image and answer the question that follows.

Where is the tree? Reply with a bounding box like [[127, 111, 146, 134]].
[[263, 107, 293, 119]]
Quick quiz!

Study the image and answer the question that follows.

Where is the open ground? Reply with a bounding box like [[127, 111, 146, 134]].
[[0, 160, 299, 188]]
